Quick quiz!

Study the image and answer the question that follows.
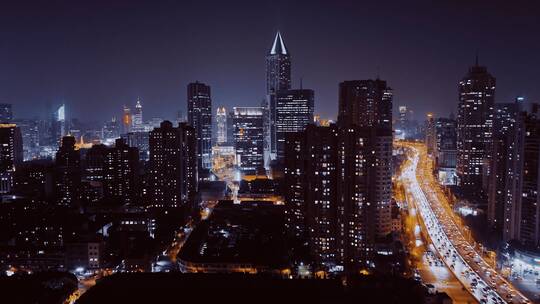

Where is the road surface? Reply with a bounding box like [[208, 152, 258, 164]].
[[398, 142, 530, 304]]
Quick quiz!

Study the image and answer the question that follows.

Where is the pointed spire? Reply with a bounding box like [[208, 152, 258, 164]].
[[135, 96, 142, 109], [270, 31, 288, 55]]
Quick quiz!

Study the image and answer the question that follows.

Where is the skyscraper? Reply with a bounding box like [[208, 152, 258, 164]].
[[122, 106, 132, 134], [232, 107, 265, 175], [337, 79, 392, 130], [102, 117, 120, 141], [122, 131, 149, 161], [266, 31, 291, 95], [85, 144, 107, 182], [425, 113, 437, 156], [149, 121, 197, 208], [0, 103, 13, 123], [434, 117, 458, 185], [435, 117, 457, 169], [284, 124, 386, 270], [216, 106, 227, 145], [456, 60, 495, 192], [51, 104, 66, 146], [337, 79, 393, 237], [487, 100, 521, 232], [103, 138, 139, 204], [398, 106, 412, 127], [266, 31, 291, 157], [516, 105, 540, 249], [132, 97, 143, 132], [55, 136, 81, 206], [0, 123, 23, 193], [187, 82, 212, 175], [502, 104, 540, 249], [275, 89, 314, 159], [13, 119, 40, 160]]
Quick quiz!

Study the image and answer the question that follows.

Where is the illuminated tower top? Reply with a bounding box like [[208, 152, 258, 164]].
[[135, 97, 142, 111], [269, 31, 288, 55], [266, 31, 291, 95]]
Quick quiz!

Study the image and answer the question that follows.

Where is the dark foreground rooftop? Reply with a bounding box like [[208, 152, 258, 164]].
[[0, 271, 77, 304], [75, 273, 448, 304], [178, 200, 289, 268]]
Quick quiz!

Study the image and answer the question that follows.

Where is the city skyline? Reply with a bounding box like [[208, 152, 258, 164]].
[[2, 2, 540, 303], [2, 1, 540, 122]]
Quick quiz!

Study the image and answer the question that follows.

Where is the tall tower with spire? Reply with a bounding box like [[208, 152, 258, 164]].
[[266, 31, 291, 94], [265, 31, 291, 158]]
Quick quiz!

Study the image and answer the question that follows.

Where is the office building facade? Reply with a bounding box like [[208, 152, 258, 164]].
[[456, 62, 495, 192], [275, 89, 314, 159], [232, 107, 265, 175], [266, 31, 291, 157], [187, 82, 212, 174]]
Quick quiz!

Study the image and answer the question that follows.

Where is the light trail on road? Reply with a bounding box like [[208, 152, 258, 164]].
[[398, 142, 530, 304]]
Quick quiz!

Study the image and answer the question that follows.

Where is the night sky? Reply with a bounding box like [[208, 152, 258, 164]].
[[1, 0, 539, 122]]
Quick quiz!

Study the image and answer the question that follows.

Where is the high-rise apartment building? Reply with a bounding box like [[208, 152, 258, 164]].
[[516, 106, 540, 248], [0, 123, 23, 193], [148, 121, 197, 208], [283, 78, 394, 271], [103, 138, 139, 204], [187, 82, 212, 175], [425, 113, 437, 156], [84, 144, 107, 182], [275, 89, 314, 159], [232, 107, 265, 175], [337, 79, 392, 130], [285, 125, 390, 270], [435, 117, 457, 169], [502, 104, 540, 249], [456, 61, 495, 192], [121, 131, 149, 161], [487, 101, 521, 232], [434, 117, 458, 185], [337, 79, 393, 238], [55, 136, 81, 206]]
